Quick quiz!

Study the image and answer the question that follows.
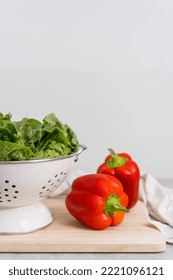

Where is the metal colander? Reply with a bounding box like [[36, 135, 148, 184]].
[[0, 145, 86, 234]]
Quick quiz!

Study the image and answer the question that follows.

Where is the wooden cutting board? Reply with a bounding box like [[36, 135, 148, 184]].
[[0, 196, 166, 253]]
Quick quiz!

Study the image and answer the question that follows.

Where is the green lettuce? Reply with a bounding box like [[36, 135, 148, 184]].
[[0, 113, 79, 161]]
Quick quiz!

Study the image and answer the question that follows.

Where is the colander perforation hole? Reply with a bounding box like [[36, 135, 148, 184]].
[[0, 180, 19, 203], [38, 170, 68, 198], [59, 171, 67, 179], [38, 185, 51, 198], [39, 192, 43, 198]]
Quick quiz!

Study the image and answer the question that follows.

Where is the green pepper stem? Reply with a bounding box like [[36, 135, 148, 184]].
[[106, 148, 126, 168], [104, 194, 129, 216]]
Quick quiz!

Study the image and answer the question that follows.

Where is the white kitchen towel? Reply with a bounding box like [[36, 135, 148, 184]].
[[139, 172, 173, 244]]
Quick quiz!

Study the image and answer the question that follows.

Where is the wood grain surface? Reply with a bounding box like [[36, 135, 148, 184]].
[[0, 197, 166, 253]]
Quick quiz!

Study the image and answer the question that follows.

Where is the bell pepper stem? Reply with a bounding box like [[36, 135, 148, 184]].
[[105, 194, 129, 216], [106, 148, 126, 168]]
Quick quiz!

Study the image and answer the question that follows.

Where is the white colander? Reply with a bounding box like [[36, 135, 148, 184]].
[[0, 144, 86, 234]]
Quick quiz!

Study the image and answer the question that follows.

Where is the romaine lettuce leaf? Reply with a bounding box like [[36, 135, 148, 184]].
[[0, 140, 33, 161], [0, 113, 79, 161]]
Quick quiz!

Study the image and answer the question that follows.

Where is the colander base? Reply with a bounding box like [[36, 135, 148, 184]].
[[0, 202, 53, 234]]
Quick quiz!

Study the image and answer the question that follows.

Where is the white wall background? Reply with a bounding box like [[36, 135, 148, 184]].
[[0, 0, 173, 179]]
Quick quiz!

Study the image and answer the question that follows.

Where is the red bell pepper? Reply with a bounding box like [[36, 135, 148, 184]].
[[97, 149, 140, 209], [65, 173, 128, 230]]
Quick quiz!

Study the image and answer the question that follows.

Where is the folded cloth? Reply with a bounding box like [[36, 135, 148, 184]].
[[139, 172, 173, 244]]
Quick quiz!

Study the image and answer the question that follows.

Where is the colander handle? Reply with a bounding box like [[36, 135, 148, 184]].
[[74, 144, 87, 162]]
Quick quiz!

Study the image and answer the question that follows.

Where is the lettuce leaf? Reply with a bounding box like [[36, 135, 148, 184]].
[[0, 140, 34, 161], [0, 113, 79, 161]]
